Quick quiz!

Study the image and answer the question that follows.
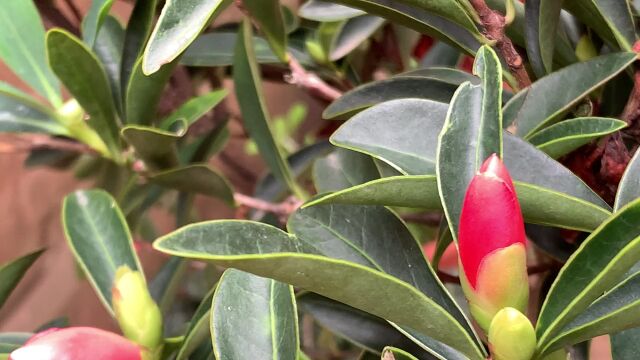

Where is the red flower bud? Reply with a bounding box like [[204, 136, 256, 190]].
[[9, 327, 142, 360], [457, 154, 529, 331]]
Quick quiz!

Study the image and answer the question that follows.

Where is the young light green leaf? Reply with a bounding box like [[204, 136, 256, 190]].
[[121, 125, 182, 171], [149, 164, 235, 206], [536, 198, 640, 354], [525, 0, 563, 77], [0, 249, 44, 309], [62, 190, 142, 315], [437, 45, 503, 238], [94, 16, 125, 115], [313, 148, 380, 193], [528, 117, 627, 159], [234, 19, 301, 197], [125, 56, 178, 125], [159, 89, 228, 130], [143, 0, 230, 74], [299, 1, 366, 21], [504, 52, 636, 138], [211, 270, 298, 360], [242, 0, 289, 62], [563, 0, 637, 50], [82, 0, 115, 47], [0, 0, 61, 106], [0, 91, 69, 136], [614, 148, 640, 212], [121, 0, 158, 94], [46, 29, 122, 157], [176, 285, 216, 360]]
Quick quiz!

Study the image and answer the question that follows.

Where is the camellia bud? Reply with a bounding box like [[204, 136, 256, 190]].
[[112, 266, 163, 356], [488, 308, 536, 360], [458, 154, 529, 331], [9, 327, 142, 360]]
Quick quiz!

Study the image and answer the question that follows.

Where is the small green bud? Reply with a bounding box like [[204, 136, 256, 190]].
[[488, 308, 536, 360], [112, 266, 163, 354]]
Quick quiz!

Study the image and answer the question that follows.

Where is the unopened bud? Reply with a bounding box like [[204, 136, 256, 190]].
[[488, 308, 536, 360]]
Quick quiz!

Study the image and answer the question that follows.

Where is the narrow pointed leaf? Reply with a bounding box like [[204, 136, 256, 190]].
[[0, 91, 69, 135], [149, 164, 235, 205], [62, 190, 142, 315], [299, 1, 365, 21], [525, 0, 563, 77], [0, 249, 44, 309], [125, 57, 178, 125], [528, 117, 627, 159], [614, 148, 640, 212], [159, 89, 228, 129], [46, 29, 121, 155], [234, 20, 300, 196], [0, 0, 60, 106], [437, 45, 503, 238], [82, 0, 115, 47], [143, 0, 230, 74], [330, 16, 385, 60], [211, 269, 298, 360], [94, 16, 125, 115], [563, 0, 637, 50], [312, 148, 380, 193], [121, 125, 181, 170], [149, 257, 187, 315], [504, 52, 636, 138], [242, 0, 288, 62], [121, 0, 158, 93], [176, 285, 216, 360], [536, 198, 640, 353]]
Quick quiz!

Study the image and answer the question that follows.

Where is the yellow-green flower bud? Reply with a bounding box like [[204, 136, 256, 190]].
[[488, 307, 536, 360], [112, 266, 163, 355]]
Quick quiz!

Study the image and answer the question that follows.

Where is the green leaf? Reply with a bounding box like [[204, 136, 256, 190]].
[[121, 0, 158, 94], [312, 148, 380, 193], [298, 292, 430, 356], [504, 52, 636, 138], [149, 165, 235, 205], [125, 57, 178, 125], [211, 269, 298, 360], [142, 0, 230, 74], [160, 90, 227, 130], [0, 0, 61, 106], [322, 0, 483, 54], [563, 0, 637, 50], [234, 20, 301, 197], [525, 0, 564, 77], [94, 16, 125, 115], [62, 190, 142, 315], [528, 117, 627, 159], [0, 91, 69, 135], [176, 285, 216, 360], [82, 0, 115, 47], [535, 198, 640, 355], [243, 0, 289, 62], [46, 29, 121, 156], [614, 148, 640, 212], [0, 249, 44, 309], [121, 125, 181, 170], [437, 45, 503, 239], [382, 347, 419, 360], [324, 68, 476, 119], [611, 328, 640, 360], [154, 206, 485, 359], [299, 1, 366, 21], [420, 41, 462, 68], [149, 257, 187, 315], [330, 16, 385, 60], [542, 271, 640, 354]]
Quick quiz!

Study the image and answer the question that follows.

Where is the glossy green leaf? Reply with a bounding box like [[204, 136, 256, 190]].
[[121, 125, 181, 170], [149, 165, 234, 205], [0, 91, 69, 135], [324, 69, 475, 119], [504, 52, 636, 138], [234, 20, 300, 197], [243, 0, 288, 62], [149, 257, 187, 315], [614, 148, 640, 212], [299, 1, 366, 21], [437, 45, 503, 238], [382, 347, 419, 360], [125, 56, 178, 125], [46, 29, 121, 156], [160, 89, 227, 130], [154, 205, 484, 359], [211, 269, 298, 360], [94, 16, 125, 115], [297, 292, 432, 357], [536, 198, 640, 355], [142, 0, 230, 74], [542, 271, 640, 354], [62, 190, 142, 315], [525, 0, 563, 77], [563, 0, 637, 50], [611, 328, 640, 360], [330, 16, 385, 60], [0, 249, 44, 309], [82, 0, 115, 47], [121, 0, 158, 94], [419, 41, 461, 68], [176, 285, 216, 360], [528, 117, 627, 159], [432, 218, 453, 269], [312, 148, 380, 193], [0, 0, 61, 106]]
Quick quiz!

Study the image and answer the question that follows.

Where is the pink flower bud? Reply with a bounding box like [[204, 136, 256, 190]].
[[9, 327, 142, 360], [458, 154, 529, 331]]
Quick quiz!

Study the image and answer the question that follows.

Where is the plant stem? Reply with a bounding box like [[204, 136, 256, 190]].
[[286, 55, 343, 102]]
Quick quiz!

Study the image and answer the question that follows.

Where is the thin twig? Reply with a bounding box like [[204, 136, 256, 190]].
[[286, 56, 343, 102], [234, 193, 301, 216], [0, 134, 96, 155], [469, 0, 531, 89]]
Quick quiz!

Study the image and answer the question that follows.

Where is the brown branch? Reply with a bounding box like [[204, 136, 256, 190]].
[[469, 0, 531, 89], [0, 134, 96, 155], [234, 193, 301, 216], [286, 56, 343, 102]]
